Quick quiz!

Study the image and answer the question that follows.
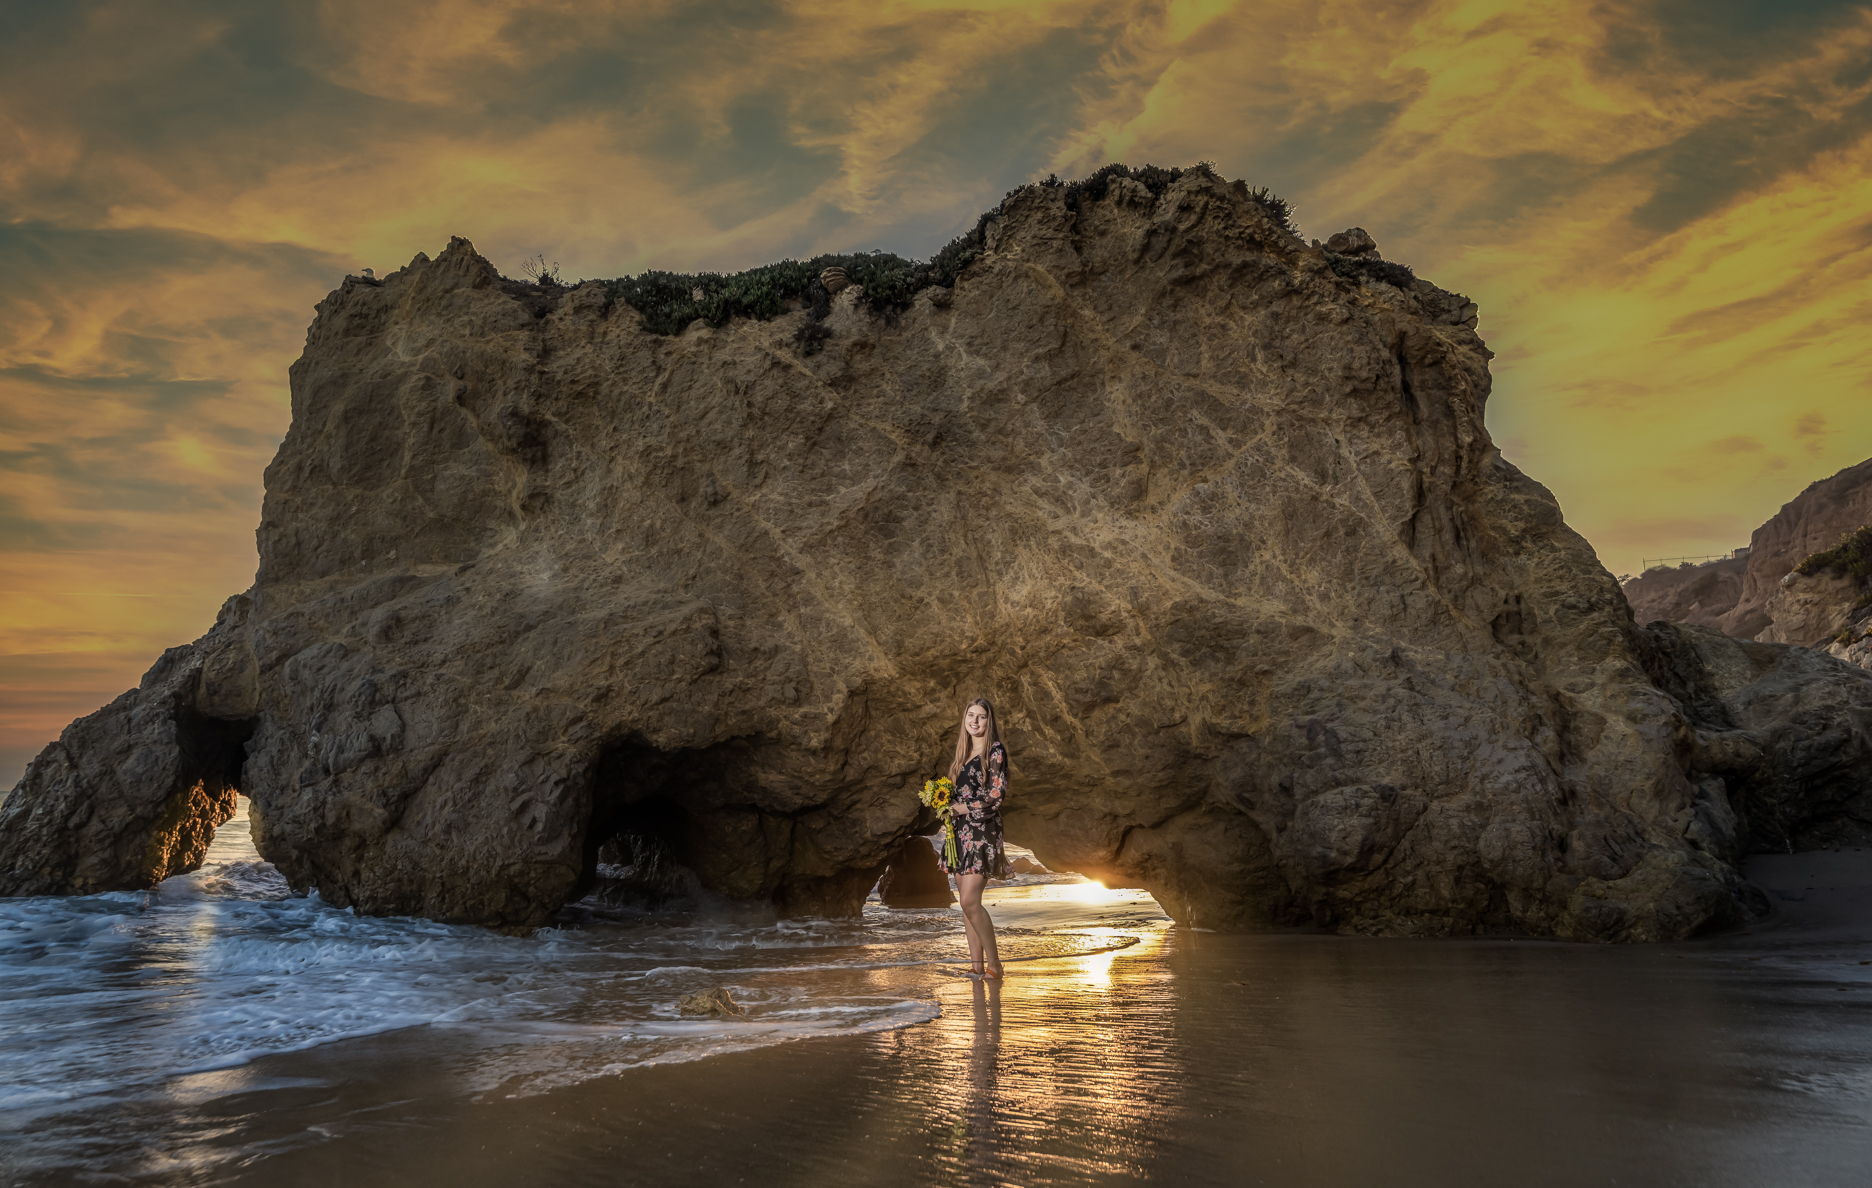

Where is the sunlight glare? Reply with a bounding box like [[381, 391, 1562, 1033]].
[[1080, 945, 1118, 989], [1043, 879, 1123, 906]]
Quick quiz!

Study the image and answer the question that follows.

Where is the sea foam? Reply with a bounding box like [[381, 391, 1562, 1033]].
[[0, 799, 955, 1113]]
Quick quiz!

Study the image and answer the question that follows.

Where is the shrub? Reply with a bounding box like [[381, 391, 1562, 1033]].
[[791, 320, 831, 357], [1244, 185, 1299, 235], [521, 255, 562, 285], [1325, 251, 1417, 289], [1037, 162, 1301, 234], [593, 162, 1305, 337], [1794, 524, 1872, 582], [606, 260, 813, 336], [601, 247, 981, 335]]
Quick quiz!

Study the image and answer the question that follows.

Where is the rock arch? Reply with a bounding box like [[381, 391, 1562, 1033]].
[[6, 169, 1872, 940], [0, 595, 258, 895]]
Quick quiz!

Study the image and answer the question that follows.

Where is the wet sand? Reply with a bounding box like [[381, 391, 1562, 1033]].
[[9, 853, 1872, 1187]]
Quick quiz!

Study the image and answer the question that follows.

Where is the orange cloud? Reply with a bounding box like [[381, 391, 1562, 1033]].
[[1043, 0, 1872, 573], [3, 0, 1872, 785], [0, 224, 342, 780]]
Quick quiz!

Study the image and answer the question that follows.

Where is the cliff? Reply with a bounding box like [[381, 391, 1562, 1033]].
[[1761, 523, 1872, 671], [1720, 458, 1872, 639], [1622, 555, 1747, 630], [5, 167, 1872, 939], [1761, 571, 1868, 650]]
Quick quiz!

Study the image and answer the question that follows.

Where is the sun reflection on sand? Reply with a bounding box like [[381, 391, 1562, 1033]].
[[1074, 945, 1117, 989], [986, 877, 1160, 908], [892, 879, 1180, 1181]]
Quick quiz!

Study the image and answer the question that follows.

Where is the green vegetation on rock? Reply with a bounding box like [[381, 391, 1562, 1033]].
[[1325, 252, 1417, 289], [591, 163, 1302, 336], [1795, 524, 1872, 582], [603, 249, 976, 336]]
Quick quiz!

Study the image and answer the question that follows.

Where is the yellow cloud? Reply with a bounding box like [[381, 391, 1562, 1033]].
[[3, 0, 1872, 783], [1471, 132, 1872, 562], [1038, 1, 1872, 573]]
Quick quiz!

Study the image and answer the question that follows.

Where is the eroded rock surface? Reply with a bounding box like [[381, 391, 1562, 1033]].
[[0, 595, 254, 894], [1623, 555, 1747, 630], [1831, 631, 1872, 672], [7, 169, 1872, 939], [1761, 570, 1867, 650], [1643, 622, 1872, 851], [1720, 458, 1872, 639]]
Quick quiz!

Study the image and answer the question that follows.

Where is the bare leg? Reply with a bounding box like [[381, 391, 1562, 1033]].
[[956, 873, 1001, 975], [956, 871, 983, 971]]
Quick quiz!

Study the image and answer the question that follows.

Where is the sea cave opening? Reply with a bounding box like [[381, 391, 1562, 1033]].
[[146, 708, 259, 884], [577, 734, 722, 910]]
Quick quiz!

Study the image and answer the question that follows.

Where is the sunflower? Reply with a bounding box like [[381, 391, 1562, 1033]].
[[919, 777, 961, 868], [920, 777, 954, 810]]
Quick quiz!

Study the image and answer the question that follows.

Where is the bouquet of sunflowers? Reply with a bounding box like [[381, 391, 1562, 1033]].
[[920, 777, 960, 868]]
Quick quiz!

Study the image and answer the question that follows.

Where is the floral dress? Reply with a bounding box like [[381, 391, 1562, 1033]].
[[943, 741, 1011, 879]]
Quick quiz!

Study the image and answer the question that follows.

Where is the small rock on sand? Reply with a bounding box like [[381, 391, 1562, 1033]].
[[677, 987, 746, 1018], [879, 835, 956, 908]]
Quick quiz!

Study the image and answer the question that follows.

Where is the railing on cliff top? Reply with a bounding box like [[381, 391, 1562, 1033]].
[[1639, 549, 1751, 571]]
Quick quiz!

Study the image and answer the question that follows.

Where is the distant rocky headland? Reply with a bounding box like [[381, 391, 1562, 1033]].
[[1621, 553, 1750, 633], [4, 164, 1870, 941], [1625, 458, 1872, 664]]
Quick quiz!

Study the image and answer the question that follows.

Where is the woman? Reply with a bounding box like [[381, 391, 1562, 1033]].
[[943, 697, 1011, 979]]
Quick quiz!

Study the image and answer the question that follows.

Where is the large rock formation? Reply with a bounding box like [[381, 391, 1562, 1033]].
[[6, 168, 1872, 939], [1760, 524, 1872, 674], [1643, 622, 1872, 851], [1720, 458, 1872, 639], [1623, 555, 1748, 630], [1761, 571, 1867, 650]]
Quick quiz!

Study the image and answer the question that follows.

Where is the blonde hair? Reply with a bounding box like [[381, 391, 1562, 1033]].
[[947, 697, 1004, 783]]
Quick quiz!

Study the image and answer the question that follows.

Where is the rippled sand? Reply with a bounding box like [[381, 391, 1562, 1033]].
[[6, 815, 1872, 1185]]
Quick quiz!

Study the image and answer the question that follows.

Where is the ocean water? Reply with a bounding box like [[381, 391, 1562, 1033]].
[[6, 802, 1872, 1186], [0, 800, 1157, 1181]]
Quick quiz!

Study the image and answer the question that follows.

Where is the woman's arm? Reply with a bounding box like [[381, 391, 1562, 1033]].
[[954, 744, 1006, 821], [985, 743, 1006, 810]]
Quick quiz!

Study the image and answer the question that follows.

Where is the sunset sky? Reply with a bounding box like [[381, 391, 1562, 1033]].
[[3, 0, 1870, 786]]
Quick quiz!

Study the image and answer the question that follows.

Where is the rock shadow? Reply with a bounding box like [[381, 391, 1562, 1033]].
[[575, 734, 885, 918], [578, 736, 703, 909], [156, 708, 259, 881]]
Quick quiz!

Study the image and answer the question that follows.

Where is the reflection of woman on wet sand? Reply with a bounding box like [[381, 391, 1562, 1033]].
[[943, 697, 1012, 979], [960, 975, 1003, 1173]]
